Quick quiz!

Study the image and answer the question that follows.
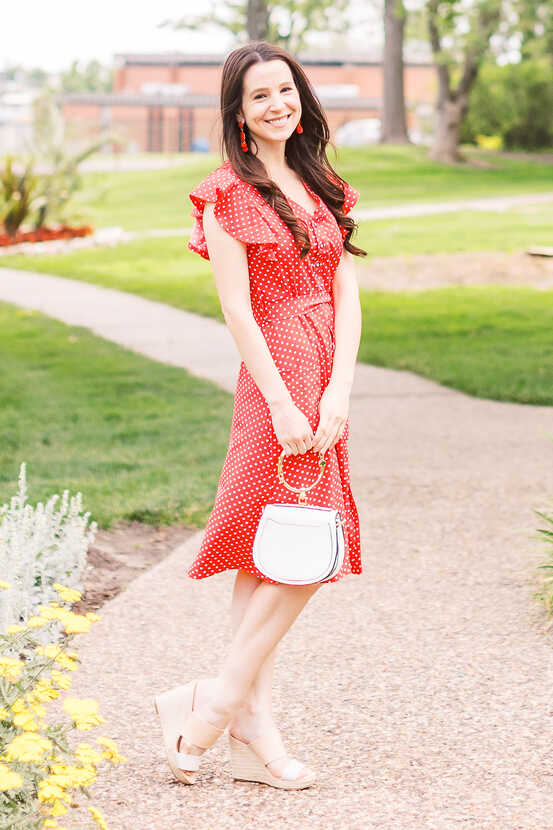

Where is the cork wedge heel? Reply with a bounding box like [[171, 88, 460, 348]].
[[228, 728, 316, 790], [154, 679, 225, 785]]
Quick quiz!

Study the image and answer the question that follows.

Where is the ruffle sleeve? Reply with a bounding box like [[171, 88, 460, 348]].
[[338, 180, 360, 241], [188, 163, 278, 261]]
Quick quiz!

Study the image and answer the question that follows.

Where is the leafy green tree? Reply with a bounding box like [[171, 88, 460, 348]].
[[159, 0, 349, 54], [460, 58, 553, 149], [426, 0, 503, 162], [381, 0, 410, 144], [515, 0, 553, 60], [59, 59, 113, 94]]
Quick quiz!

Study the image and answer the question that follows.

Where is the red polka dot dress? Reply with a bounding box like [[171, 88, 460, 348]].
[[186, 159, 362, 584]]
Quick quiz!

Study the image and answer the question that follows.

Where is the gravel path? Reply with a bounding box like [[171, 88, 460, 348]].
[[2, 269, 553, 828]]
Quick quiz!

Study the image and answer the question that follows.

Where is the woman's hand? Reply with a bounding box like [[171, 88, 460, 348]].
[[312, 380, 350, 455], [269, 399, 314, 456]]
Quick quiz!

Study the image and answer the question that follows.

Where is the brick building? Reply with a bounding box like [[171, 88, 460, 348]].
[[61, 52, 437, 152]]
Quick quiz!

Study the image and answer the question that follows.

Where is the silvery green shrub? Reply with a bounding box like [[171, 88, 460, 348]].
[[0, 462, 97, 634]]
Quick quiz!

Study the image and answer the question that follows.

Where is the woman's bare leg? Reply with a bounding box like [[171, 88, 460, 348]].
[[180, 570, 321, 776], [226, 571, 291, 775]]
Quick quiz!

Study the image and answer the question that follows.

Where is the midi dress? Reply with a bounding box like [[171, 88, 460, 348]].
[[186, 158, 362, 584]]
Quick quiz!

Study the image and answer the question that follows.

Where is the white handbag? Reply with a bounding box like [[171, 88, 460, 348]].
[[253, 449, 345, 585]]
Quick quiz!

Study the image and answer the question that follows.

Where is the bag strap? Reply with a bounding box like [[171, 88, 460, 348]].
[[276, 448, 327, 505]]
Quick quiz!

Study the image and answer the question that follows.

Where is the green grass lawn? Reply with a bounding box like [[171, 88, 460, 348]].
[[358, 285, 553, 405], [3, 242, 552, 404], [71, 145, 553, 231], [356, 205, 553, 256], [5, 199, 553, 283], [0, 302, 233, 529], [2, 144, 552, 533]]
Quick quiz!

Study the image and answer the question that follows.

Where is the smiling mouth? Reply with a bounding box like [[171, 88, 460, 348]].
[[265, 114, 292, 126]]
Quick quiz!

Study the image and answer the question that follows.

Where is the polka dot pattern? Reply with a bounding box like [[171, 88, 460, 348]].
[[186, 159, 362, 584]]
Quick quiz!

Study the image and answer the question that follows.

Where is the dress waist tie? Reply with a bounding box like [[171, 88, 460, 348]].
[[258, 293, 332, 326]]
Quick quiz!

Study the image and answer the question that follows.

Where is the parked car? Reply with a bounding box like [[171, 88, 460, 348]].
[[334, 118, 382, 146], [334, 118, 430, 147]]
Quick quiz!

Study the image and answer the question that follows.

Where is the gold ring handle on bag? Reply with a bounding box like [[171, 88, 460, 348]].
[[277, 448, 326, 505]]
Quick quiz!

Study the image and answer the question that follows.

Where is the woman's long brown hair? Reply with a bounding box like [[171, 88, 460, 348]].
[[219, 41, 367, 260]]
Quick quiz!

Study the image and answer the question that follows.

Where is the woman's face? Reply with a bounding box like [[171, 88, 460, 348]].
[[238, 59, 302, 149]]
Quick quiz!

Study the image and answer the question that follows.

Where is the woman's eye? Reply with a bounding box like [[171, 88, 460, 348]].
[[255, 87, 293, 100]]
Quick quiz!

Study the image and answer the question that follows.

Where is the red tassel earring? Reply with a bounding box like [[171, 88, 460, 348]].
[[238, 119, 248, 152], [296, 121, 303, 134]]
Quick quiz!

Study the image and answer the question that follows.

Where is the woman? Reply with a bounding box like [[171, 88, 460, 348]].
[[154, 40, 366, 790]]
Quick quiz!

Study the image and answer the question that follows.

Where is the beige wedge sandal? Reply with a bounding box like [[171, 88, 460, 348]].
[[228, 727, 317, 790], [154, 679, 225, 784]]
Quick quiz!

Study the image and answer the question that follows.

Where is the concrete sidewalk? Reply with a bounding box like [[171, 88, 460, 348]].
[[2, 268, 553, 829]]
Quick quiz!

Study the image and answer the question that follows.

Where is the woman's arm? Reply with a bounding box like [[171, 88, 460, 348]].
[[329, 248, 362, 392], [202, 202, 314, 455], [312, 249, 362, 454]]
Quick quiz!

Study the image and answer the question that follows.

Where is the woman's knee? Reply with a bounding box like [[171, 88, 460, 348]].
[[276, 581, 323, 603], [235, 569, 262, 589]]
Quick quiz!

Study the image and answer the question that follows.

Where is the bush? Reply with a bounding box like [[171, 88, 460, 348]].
[[536, 506, 553, 615], [460, 59, 553, 150], [0, 464, 97, 637], [475, 135, 503, 151]]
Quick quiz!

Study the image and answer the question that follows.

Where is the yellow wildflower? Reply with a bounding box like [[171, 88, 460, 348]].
[[30, 678, 60, 702], [97, 736, 127, 764], [59, 612, 92, 634], [50, 670, 72, 690], [7, 623, 27, 633], [38, 605, 65, 620], [50, 761, 96, 787], [13, 710, 38, 732], [36, 645, 80, 671], [4, 731, 52, 762], [38, 777, 72, 803], [0, 707, 10, 719], [48, 799, 68, 817], [88, 805, 108, 830], [76, 743, 104, 767], [62, 697, 105, 730], [24, 695, 47, 718], [36, 644, 61, 659], [85, 612, 100, 621], [0, 762, 23, 791], [56, 651, 80, 672], [27, 615, 50, 628], [0, 579, 12, 589], [61, 763, 96, 787], [11, 699, 38, 731], [42, 819, 67, 830], [0, 656, 23, 682], [52, 583, 82, 603]]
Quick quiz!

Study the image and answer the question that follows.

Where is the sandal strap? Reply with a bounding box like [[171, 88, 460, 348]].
[[249, 729, 288, 767], [180, 709, 225, 750], [175, 751, 201, 771], [280, 759, 306, 780]]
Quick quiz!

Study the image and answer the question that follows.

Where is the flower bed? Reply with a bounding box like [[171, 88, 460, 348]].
[[0, 581, 126, 830], [0, 224, 94, 248]]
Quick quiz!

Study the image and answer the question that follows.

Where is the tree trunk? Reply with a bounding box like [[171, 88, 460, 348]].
[[429, 94, 469, 162], [380, 0, 410, 144], [247, 0, 270, 41]]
